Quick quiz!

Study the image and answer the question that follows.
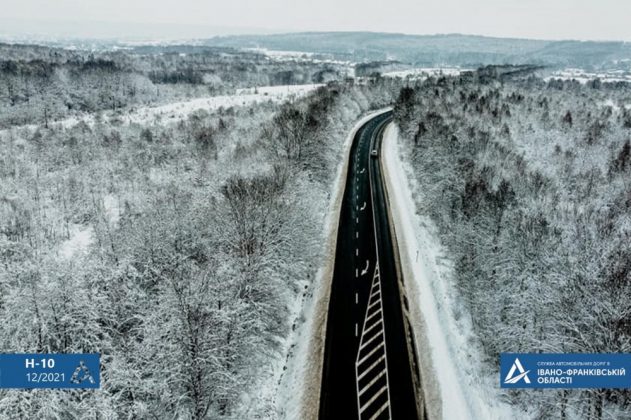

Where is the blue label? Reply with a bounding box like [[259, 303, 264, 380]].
[[0, 354, 100, 389], [500, 353, 631, 389]]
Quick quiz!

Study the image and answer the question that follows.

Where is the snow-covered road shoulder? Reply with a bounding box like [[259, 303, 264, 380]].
[[381, 123, 520, 420]]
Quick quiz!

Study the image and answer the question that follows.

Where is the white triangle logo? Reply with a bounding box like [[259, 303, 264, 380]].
[[504, 358, 531, 384]]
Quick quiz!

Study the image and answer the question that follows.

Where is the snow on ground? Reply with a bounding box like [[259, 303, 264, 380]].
[[276, 109, 393, 420], [545, 68, 631, 84], [383, 67, 469, 79], [381, 123, 524, 420], [103, 194, 121, 227], [1, 84, 321, 135], [57, 194, 120, 260], [59, 225, 94, 260], [93, 84, 321, 127]]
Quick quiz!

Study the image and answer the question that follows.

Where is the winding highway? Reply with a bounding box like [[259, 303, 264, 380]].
[[319, 111, 424, 419]]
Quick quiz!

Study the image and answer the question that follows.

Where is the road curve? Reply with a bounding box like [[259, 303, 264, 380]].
[[319, 111, 424, 419]]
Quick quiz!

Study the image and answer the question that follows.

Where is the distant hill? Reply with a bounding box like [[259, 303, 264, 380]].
[[4, 30, 630, 70], [203, 32, 631, 70]]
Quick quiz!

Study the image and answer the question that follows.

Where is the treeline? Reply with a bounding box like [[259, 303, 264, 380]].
[[0, 43, 347, 128], [0, 77, 401, 418], [394, 69, 631, 419]]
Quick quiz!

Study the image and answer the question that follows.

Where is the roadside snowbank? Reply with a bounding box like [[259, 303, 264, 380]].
[[381, 123, 522, 420]]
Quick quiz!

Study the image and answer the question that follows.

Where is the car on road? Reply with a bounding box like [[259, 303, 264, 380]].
[[371, 150, 378, 157]]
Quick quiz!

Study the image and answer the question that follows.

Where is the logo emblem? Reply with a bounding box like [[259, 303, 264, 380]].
[[70, 361, 95, 384], [504, 357, 531, 384]]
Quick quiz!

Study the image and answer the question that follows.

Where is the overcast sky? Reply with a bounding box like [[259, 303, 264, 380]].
[[3, 0, 631, 41]]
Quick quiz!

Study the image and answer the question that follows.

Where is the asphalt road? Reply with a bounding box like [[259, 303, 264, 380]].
[[319, 111, 423, 419]]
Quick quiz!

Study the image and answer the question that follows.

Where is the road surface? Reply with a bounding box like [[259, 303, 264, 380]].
[[319, 111, 424, 419]]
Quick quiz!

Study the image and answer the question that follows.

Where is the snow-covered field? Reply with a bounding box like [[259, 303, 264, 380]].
[[118, 84, 321, 125], [244, 47, 351, 67], [545, 68, 631, 84], [2, 84, 321, 135], [381, 123, 524, 420]]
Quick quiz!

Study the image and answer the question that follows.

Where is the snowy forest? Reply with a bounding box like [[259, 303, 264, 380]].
[[0, 41, 401, 418], [0, 43, 347, 128], [394, 66, 631, 419]]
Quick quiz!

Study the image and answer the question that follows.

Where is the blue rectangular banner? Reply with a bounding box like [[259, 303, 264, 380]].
[[0, 354, 100, 389], [500, 353, 631, 389]]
